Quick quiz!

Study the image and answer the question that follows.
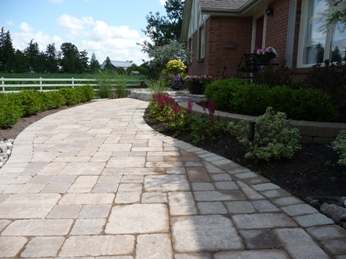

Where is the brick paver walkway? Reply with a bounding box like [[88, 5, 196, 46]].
[[0, 98, 345, 258]]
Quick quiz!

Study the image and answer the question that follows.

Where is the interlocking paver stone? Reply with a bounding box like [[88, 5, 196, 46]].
[[197, 202, 227, 214], [21, 237, 64, 257], [2, 219, 73, 236], [0, 98, 339, 258], [71, 219, 106, 235], [214, 250, 289, 259], [144, 175, 190, 192], [294, 213, 334, 227], [0, 236, 27, 257], [307, 225, 346, 240], [60, 235, 135, 256], [168, 192, 197, 216], [136, 234, 173, 259], [172, 215, 243, 252], [233, 213, 296, 229], [275, 228, 329, 259], [106, 204, 169, 234], [175, 254, 212, 259]]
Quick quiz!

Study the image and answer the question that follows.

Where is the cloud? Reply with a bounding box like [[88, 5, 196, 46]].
[[9, 15, 148, 64], [56, 14, 148, 63], [12, 22, 63, 51], [160, 0, 166, 5]]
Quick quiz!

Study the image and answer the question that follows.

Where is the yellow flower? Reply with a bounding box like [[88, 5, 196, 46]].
[[166, 59, 187, 74]]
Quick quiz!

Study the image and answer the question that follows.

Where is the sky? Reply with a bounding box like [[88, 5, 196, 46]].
[[0, 0, 167, 64]]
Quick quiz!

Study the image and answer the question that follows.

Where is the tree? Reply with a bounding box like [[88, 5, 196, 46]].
[[14, 50, 28, 73], [45, 43, 59, 73], [143, 0, 185, 50], [103, 57, 114, 71], [24, 40, 46, 73], [90, 53, 100, 72], [79, 50, 89, 72], [143, 40, 190, 78], [60, 42, 81, 73], [328, 1, 346, 24], [0, 27, 15, 72]]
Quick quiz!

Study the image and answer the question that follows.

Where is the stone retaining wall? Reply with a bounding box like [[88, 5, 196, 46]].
[[129, 89, 346, 144]]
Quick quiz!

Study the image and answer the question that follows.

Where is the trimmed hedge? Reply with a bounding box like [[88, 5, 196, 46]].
[[0, 86, 94, 129], [205, 79, 336, 122]]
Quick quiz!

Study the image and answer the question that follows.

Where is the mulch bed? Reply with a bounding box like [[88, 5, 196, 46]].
[[144, 109, 346, 203], [0, 107, 67, 140]]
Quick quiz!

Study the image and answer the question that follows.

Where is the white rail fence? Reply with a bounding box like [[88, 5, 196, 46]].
[[0, 77, 144, 93]]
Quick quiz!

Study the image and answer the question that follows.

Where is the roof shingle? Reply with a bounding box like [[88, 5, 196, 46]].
[[199, 0, 254, 12]]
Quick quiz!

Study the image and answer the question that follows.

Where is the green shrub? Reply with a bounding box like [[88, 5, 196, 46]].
[[96, 72, 113, 98], [59, 88, 81, 106], [333, 131, 346, 166], [205, 79, 336, 121], [18, 90, 44, 116], [0, 95, 22, 128], [115, 80, 128, 98], [42, 91, 66, 110], [79, 85, 95, 102], [190, 116, 225, 144], [244, 107, 301, 161]]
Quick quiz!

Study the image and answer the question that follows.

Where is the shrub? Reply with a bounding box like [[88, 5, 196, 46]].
[[304, 62, 346, 120], [254, 65, 292, 86], [333, 131, 346, 167], [59, 88, 81, 106], [148, 93, 188, 131], [0, 87, 94, 129], [42, 91, 66, 110], [244, 107, 301, 161], [96, 72, 113, 98], [148, 80, 167, 93], [205, 79, 336, 121], [18, 90, 44, 116], [78, 85, 95, 102], [114, 80, 128, 98], [189, 116, 225, 144], [0, 95, 22, 128]]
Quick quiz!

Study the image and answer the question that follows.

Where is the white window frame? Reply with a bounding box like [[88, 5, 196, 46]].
[[297, 0, 344, 67], [198, 24, 206, 61]]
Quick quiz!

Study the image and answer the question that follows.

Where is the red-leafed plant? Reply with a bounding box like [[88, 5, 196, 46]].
[[149, 93, 188, 130]]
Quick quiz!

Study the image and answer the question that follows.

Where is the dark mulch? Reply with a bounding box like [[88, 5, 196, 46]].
[[0, 107, 67, 140], [144, 110, 346, 203]]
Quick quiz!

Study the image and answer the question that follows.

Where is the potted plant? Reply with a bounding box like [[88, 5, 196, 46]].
[[166, 59, 187, 90], [184, 75, 213, 95], [255, 47, 278, 65]]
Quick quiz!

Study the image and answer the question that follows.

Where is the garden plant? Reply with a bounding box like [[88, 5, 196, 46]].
[[0, 86, 94, 129]]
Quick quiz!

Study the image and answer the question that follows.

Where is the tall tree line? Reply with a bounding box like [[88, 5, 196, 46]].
[[0, 27, 101, 73]]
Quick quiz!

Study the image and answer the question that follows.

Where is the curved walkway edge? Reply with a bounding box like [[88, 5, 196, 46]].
[[0, 98, 345, 258]]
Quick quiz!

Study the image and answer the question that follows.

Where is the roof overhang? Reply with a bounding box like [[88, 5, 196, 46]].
[[181, 0, 271, 41]]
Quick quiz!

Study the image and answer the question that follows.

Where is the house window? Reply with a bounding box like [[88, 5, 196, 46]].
[[198, 25, 206, 60], [299, 0, 346, 66]]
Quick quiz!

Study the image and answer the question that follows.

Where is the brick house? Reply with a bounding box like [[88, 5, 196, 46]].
[[181, 0, 346, 78]]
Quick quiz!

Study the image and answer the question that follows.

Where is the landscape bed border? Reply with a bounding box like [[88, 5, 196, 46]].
[[129, 89, 346, 144]]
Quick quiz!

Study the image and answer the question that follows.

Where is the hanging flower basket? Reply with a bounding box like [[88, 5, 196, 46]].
[[255, 47, 278, 65]]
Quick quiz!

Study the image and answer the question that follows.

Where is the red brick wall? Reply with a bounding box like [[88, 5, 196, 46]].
[[189, 16, 252, 78], [265, 0, 290, 64]]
